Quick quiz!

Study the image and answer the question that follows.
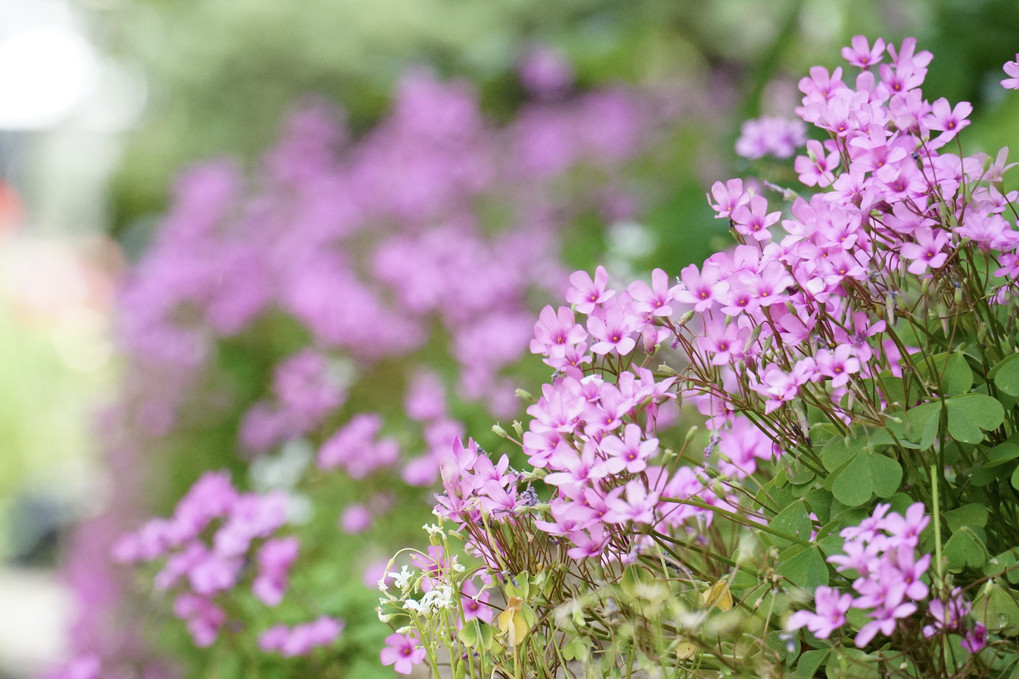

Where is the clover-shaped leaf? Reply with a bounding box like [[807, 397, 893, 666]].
[[946, 394, 1004, 444]]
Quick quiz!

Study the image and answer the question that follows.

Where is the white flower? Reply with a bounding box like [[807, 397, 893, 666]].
[[421, 584, 454, 611], [390, 565, 415, 590], [422, 523, 444, 536]]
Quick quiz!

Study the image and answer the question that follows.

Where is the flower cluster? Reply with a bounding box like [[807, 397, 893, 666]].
[[56, 52, 694, 678], [386, 38, 1019, 679], [112, 472, 304, 648], [788, 503, 932, 646], [259, 616, 345, 657], [734, 115, 807, 159]]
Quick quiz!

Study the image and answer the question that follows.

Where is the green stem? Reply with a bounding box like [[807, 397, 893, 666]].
[[660, 496, 813, 547], [931, 464, 944, 593]]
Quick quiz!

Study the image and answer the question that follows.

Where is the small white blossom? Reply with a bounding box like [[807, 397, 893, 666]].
[[390, 565, 415, 590], [423, 523, 444, 536], [421, 584, 454, 611]]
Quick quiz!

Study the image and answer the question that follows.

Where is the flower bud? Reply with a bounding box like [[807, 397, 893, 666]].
[[657, 363, 679, 377], [675, 310, 696, 327]]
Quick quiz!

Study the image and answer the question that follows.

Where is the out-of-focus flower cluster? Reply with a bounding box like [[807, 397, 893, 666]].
[[52, 54, 690, 679]]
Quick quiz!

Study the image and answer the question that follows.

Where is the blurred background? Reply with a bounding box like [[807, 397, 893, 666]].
[[3, 0, 1019, 677]]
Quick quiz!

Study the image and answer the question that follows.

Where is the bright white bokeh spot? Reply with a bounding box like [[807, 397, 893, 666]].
[[0, 27, 97, 130]]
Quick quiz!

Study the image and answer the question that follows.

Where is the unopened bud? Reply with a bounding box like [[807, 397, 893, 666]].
[[515, 389, 534, 403], [492, 423, 509, 438], [936, 301, 949, 335], [676, 310, 696, 327], [684, 426, 699, 444], [658, 363, 679, 377], [512, 420, 524, 438], [920, 278, 930, 296], [742, 323, 764, 354], [954, 286, 963, 306]]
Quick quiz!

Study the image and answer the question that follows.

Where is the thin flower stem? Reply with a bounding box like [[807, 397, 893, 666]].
[[659, 496, 813, 547]]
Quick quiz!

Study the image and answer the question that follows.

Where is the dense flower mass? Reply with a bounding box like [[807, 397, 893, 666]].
[[380, 37, 1019, 679], [112, 472, 300, 647], [789, 503, 932, 647]]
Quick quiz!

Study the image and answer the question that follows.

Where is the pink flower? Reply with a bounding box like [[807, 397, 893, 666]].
[[735, 116, 806, 159], [260, 616, 345, 657], [962, 623, 987, 653], [339, 504, 373, 534], [675, 262, 723, 312], [842, 36, 886, 69], [924, 98, 972, 148], [787, 586, 853, 638], [380, 633, 427, 675], [586, 304, 638, 355], [461, 580, 494, 623], [1002, 54, 1019, 90], [795, 139, 840, 187], [707, 178, 749, 218], [627, 268, 676, 317], [815, 344, 861, 388], [600, 423, 657, 474], [901, 222, 955, 277], [253, 536, 299, 606], [566, 265, 614, 314], [731, 195, 781, 242], [530, 305, 587, 356]]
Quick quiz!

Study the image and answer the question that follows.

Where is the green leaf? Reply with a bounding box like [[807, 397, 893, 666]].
[[786, 457, 815, 485], [946, 394, 1005, 444], [986, 548, 1019, 585], [993, 353, 1019, 398], [942, 352, 974, 396], [820, 435, 855, 472], [804, 488, 833, 524], [1011, 464, 1019, 492], [905, 402, 942, 449], [944, 504, 989, 532], [975, 584, 1019, 630], [825, 648, 880, 679], [459, 620, 480, 647], [795, 649, 829, 678], [876, 372, 906, 408], [767, 629, 799, 663], [987, 441, 1019, 467], [944, 527, 989, 571], [779, 545, 828, 589], [831, 452, 903, 507], [769, 500, 813, 547], [561, 638, 591, 662]]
